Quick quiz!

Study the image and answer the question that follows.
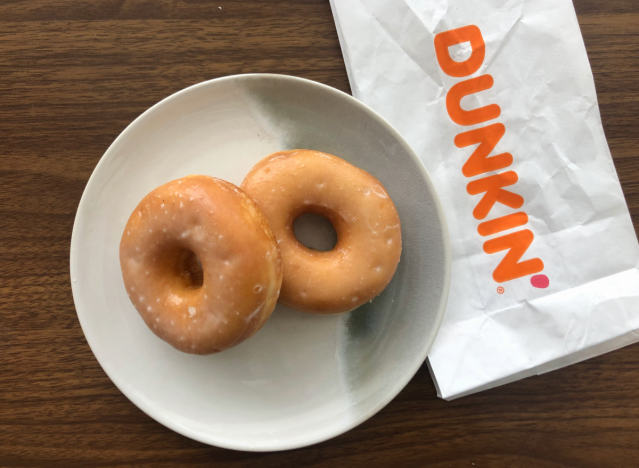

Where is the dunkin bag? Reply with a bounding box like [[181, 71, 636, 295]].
[[330, 0, 639, 399]]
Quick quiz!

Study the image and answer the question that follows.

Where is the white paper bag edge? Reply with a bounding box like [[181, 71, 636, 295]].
[[428, 327, 639, 400]]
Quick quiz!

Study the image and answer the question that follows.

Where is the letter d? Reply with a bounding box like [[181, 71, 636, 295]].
[[434, 25, 485, 78]]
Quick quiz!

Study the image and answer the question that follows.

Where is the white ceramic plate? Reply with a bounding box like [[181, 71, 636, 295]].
[[70, 74, 451, 451]]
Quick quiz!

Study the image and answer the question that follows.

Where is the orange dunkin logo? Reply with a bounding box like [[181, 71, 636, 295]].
[[434, 25, 549, 289]]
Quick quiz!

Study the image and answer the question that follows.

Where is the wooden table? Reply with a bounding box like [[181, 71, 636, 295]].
[[1, 1, 638, 466]]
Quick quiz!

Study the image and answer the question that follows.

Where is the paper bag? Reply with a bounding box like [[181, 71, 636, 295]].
[[329, 0, 639, 400]]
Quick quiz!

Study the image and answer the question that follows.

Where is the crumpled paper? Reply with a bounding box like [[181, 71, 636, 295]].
[[330, 0, 639, 399]]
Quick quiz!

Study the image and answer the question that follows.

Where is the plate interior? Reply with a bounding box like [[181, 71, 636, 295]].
[[70, 74, 450, 451]]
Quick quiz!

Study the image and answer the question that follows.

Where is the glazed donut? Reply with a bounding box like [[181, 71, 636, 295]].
[[241, 150, 401, 314], [119, 175, 282, 354]]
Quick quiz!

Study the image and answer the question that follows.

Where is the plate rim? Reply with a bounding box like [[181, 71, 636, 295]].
[[69, 73, 452, 452]]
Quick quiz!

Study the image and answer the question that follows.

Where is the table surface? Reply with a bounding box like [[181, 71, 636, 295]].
[[1, 1, 638, 467]]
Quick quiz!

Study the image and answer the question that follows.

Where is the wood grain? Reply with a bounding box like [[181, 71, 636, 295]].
[[1, 1, 638, 466]]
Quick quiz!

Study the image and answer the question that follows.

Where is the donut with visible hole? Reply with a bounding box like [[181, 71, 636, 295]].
[[119, 175, 282, 354], [241, 150, 401, 314]]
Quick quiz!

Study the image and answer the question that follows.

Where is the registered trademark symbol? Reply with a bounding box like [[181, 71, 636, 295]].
[[497, 286, 505, 294]]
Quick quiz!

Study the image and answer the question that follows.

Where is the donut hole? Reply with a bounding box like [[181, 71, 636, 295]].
[[294, 213, 338, 252], [177, 249, 204, 289]]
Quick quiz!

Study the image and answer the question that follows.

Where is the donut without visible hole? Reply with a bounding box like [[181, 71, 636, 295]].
[[241, 150, 402, 314], [119, 175, 282, 354]]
